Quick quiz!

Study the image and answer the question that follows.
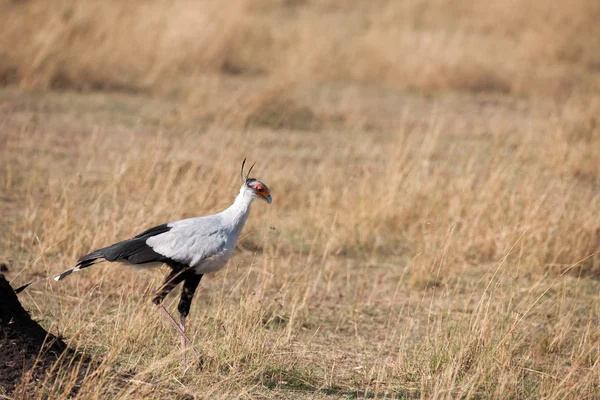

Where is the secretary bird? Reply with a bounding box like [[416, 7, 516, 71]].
[[16, 159, 271, 361]]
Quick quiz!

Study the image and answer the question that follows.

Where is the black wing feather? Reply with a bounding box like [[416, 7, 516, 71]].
[[101, 239, 169, 264], [78, 223, 172, 266], [132, 223, 171, 239]]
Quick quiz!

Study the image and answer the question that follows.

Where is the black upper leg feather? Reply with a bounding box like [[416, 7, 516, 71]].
[[178, 274, 203, 317], [152, 264, 188, 305]]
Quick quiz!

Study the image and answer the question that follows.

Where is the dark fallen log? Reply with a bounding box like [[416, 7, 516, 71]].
[[0, 274, 69, 393]]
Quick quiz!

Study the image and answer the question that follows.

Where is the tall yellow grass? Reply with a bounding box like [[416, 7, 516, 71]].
[[1, 0, 599, 398], [2, 87, 599, 398]]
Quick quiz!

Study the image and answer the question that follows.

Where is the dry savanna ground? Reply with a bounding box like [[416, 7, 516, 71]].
[[1, 0, 600, 398]]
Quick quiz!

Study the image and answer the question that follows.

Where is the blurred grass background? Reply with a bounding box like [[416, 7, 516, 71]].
[[2, 0, 600, 97]]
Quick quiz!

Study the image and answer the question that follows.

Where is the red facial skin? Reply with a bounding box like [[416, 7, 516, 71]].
[[252, 183, 270, 201]]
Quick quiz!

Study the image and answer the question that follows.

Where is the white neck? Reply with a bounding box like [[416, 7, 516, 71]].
[[222, 185, 255, 233]]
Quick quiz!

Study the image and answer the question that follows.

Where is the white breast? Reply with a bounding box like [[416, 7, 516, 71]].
[[146, 187, 255, 274]]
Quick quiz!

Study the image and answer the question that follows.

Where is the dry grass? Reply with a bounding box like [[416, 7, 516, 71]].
[[1, 0, 600, 398], [2, 0, 600, 96]]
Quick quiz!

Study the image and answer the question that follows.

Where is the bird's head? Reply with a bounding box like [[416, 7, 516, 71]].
[[240, 159, 272, 204]]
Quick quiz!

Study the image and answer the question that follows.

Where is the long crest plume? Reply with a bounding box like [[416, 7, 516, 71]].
[[240, 158, 256, 184]]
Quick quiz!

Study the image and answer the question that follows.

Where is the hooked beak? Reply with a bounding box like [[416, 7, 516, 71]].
[[262, 194, 272, 204]]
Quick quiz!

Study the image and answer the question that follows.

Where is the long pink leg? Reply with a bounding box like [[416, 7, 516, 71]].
[[156, 304, 199, 355], [180, 315, 187, 366]]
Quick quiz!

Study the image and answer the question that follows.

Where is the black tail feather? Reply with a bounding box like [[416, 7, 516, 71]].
[[15, 281, 34, 294], [15, 250, 106, 293]]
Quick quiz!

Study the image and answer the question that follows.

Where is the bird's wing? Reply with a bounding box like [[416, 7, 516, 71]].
[[146, 216, 229, 267], [84, 222, 171, 265]]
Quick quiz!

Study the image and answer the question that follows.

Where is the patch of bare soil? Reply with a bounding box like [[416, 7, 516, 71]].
[[0, 274, 76, 394]]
